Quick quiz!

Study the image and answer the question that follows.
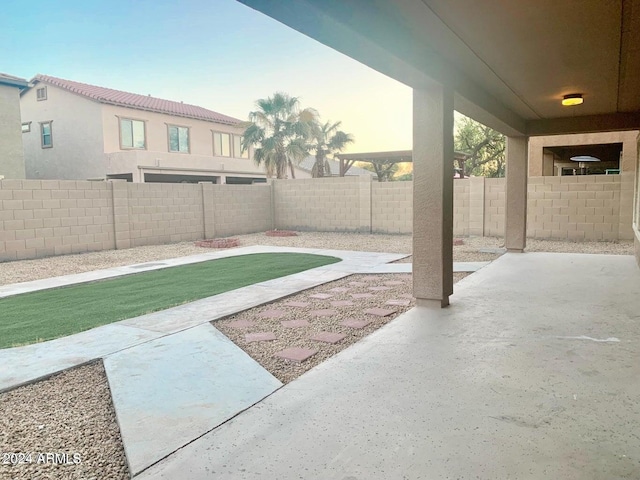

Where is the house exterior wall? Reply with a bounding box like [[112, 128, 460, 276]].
[[529, 131, 639, 176], [0, 84, 26, 179], [21, 85, 105, 180], [101, 105, 264, 182]]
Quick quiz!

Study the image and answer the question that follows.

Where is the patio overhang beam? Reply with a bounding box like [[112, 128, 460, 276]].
[[527, 112, 640, 136]]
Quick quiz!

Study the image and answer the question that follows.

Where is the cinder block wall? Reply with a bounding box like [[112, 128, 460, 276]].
[[484, 178, 506, 237], [212, 185, 272, 237], [0, 179, 115, 261], [527, 173, 634, 241], [372, 181, 412, 233], [453, 180, 470, 236], [126, 183, 204, 247], [274, 177, 366, 232]]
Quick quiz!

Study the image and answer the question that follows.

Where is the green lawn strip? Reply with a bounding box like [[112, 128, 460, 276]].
[[0, 253, 340, 349]]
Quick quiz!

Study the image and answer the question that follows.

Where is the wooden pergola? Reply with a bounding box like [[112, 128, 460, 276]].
[[336, 150, 469, 178]]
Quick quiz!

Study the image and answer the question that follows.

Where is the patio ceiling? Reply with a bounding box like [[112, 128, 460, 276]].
[[237, 0, 640, 137]]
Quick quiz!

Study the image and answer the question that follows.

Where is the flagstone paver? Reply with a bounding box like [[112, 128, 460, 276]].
[[281, 319, 310, 328], [330, 300, 355, 307], [364, 308, 397, 317], [245, 332, 278, 343], [328, 287, 350, 293], [341, 319, 372, 329], [258, 309, 287, 319], [309, 293, 334, 300], [274, 347, 318, 363], [310, 332, 347, 344], [227, 319, 255, 329], [386, 299, 412, 307], [310, 309, 338, 317], [283, 301, 310, 308], [351, 293, 375, 299]]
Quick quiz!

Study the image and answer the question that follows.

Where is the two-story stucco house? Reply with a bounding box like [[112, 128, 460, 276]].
[[0, 73, 29, 179], [20, 75, 266, 184]]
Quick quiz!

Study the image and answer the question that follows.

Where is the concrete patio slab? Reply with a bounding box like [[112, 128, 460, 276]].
[[139, 253, 640, 480], [353, 261, 491, 274], [104, 323, 282, 476]]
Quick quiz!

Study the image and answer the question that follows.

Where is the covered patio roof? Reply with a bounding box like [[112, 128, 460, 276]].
[[238, 0, 640, 136]]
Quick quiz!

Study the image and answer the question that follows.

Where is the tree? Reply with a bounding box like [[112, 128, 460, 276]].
[[242, 92, 317, 179], [360, 160, 399, 182], [454, 115, 505, 177], [308, 121, 354, 178]]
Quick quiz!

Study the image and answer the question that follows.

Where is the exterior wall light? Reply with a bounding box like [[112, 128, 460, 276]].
[[562, 94, 583, 106]]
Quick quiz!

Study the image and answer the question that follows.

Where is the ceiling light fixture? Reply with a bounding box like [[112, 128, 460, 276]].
[[562, 93, 583, 106]]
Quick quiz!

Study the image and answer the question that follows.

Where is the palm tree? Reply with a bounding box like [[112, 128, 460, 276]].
[[242, 93, 317, 179], [308, 121, 354, 178]]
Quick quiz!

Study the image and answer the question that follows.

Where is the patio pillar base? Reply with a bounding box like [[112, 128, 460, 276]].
[[417, 298, 450, 308], [412, 84, 454, 308]]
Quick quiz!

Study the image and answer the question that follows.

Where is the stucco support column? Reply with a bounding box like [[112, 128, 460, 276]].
[[412, 84, 454, 308], [505, 136, 528, 252]]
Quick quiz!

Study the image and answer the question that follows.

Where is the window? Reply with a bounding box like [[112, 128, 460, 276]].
[[21, 122, 31, 133], [168, 125, 189, 153], [36, 87, 47, 101], [213, 132, 231, 157], [120, 118, 146, 149], [233, 135, 249, 158], [40, 122, 53, 148]]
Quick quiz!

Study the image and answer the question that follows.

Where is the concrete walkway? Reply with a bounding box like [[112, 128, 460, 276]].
[[0, 246, 405, 392], [0, 246, 408, 475], [139, 252, 640, 480]]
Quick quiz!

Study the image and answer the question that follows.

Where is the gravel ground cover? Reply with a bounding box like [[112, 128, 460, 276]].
[[1, 232, 632, 286], [0, 362, 128, 480], [216, 271, 468, 384]]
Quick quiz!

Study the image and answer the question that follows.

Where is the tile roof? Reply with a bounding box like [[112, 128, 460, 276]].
[[0, 73, 28, 88], [32, 74, 242, 126]]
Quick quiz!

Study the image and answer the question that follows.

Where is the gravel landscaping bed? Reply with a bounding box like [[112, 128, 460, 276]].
[[0, 232, 633, 286], [216, 271, 468, 384], [0, 362, 128, 480]]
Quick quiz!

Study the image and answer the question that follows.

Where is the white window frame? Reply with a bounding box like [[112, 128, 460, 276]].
[[233, 134, 249, 159], [167, 124, 190, 153], [40, 121, 53, 148], [36, 86, 47, 101], [119, 117, 147, 150], [213, 131, 231, 157]]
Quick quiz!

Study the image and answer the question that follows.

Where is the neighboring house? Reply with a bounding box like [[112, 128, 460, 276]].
[[20, 75, 266, 184], [0, 73, 29, 179], [294, 155, 374, 178]]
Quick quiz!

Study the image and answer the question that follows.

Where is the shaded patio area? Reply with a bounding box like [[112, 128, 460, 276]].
[[140, 251, 640, 479]]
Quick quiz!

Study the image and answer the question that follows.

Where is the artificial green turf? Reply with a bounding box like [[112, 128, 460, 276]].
[[0, 252, 339, 349]]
